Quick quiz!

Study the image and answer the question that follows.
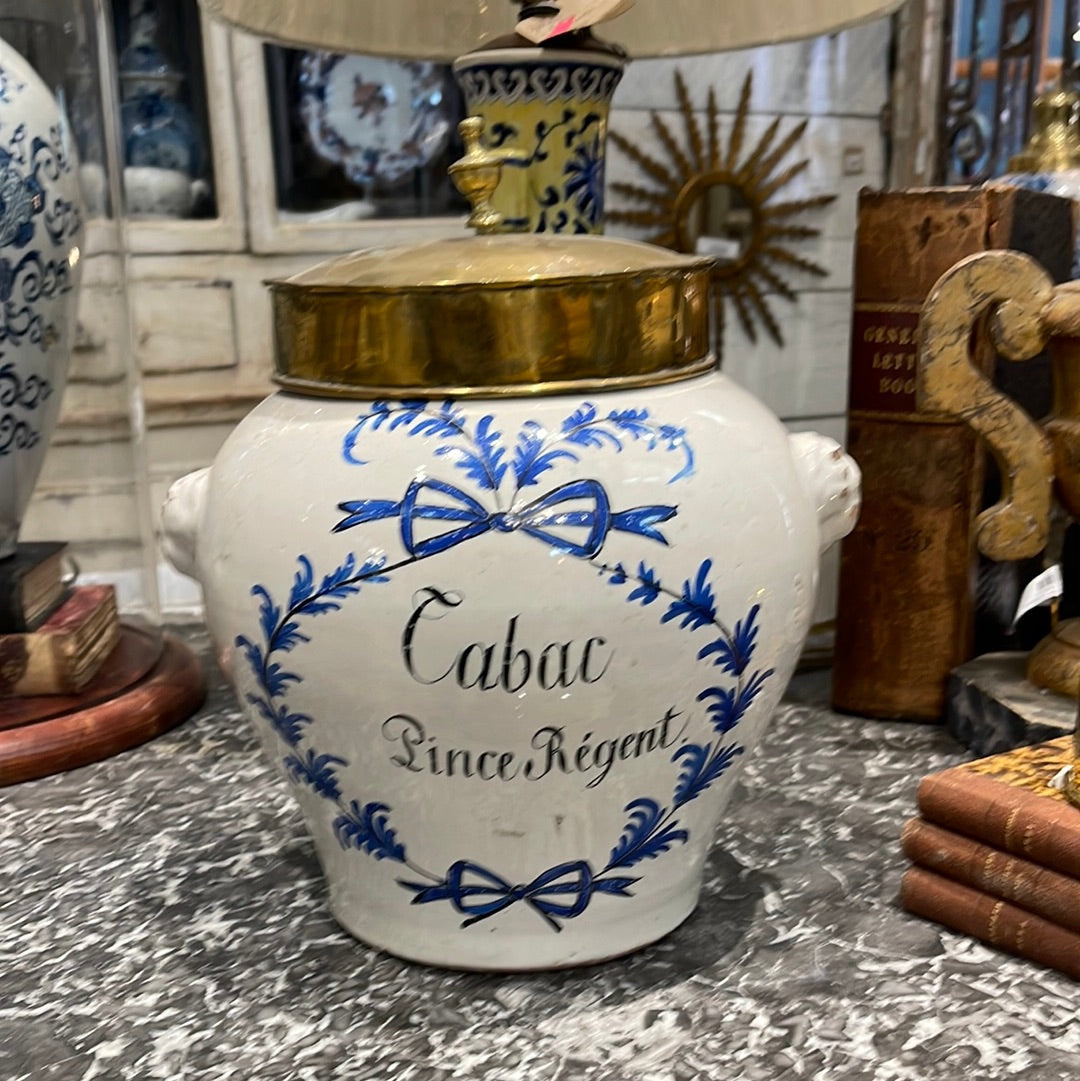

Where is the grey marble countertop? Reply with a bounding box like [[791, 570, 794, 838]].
[[2, 627, 1077, 1081]]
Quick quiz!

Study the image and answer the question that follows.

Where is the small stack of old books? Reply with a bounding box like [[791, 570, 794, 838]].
[[0, 542, 120, 697], [900, 737, 1080, 980]]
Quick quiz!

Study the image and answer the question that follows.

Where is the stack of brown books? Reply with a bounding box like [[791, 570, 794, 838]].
[[900, 737, 1080, 981], [0, 543, 121, 697]]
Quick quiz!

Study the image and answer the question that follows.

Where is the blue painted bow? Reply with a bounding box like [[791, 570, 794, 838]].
[[401, 859, 639, 930], [335, 477, 676, 558]]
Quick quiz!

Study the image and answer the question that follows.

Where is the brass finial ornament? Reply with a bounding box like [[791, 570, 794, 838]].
[[1007, 77, 1080, 173], [448, 117, 528, 235]]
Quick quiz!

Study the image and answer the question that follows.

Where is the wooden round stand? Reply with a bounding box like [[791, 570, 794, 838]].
[[0, 626, 206, 786]]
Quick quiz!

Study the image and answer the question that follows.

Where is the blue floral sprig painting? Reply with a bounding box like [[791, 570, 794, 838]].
[[237, 400, 775, 931]]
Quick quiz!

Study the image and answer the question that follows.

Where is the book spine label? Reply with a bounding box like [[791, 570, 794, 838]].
[[902, 818, 1080, 932], [848, 305, 921, 415], [918, 772, 1080, 880], [900, 866, 1080, 980]]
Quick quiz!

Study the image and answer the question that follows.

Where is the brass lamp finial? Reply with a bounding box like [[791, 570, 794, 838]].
[[1008, 77, 1080, 173], [448, 117, 528, 235]]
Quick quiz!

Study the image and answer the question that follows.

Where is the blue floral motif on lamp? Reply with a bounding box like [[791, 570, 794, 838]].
[[453, 41, 624, 234], [0, 38, 83, 559]]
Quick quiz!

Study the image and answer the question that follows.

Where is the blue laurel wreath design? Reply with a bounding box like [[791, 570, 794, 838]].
[[343, 400, 694, 489], [236, 552, 391, 746], [239, 402, 773, 931]]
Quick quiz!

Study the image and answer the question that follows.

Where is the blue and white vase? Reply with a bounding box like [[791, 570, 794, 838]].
[[119, 1, 201, 189], [0, 37, 83, 560]]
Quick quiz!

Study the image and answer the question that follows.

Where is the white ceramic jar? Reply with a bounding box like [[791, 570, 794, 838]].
[[0, 38, 84, 557], [163, 223, 859, 971]]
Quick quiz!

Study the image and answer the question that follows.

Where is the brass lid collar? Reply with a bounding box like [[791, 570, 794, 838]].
[[270, 118, 718, 399]]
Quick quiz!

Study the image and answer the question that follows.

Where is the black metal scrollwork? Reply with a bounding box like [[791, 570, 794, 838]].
[[938, 0, 1052, 183]]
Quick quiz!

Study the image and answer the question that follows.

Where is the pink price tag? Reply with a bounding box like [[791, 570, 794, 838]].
[[516, 0, 634, 43]]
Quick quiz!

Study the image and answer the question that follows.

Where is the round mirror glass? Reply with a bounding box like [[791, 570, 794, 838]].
[[679, 182, 756, 261]]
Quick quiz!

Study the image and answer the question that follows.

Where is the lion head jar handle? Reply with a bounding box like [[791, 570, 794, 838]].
[[917, 249, 1056, 561]]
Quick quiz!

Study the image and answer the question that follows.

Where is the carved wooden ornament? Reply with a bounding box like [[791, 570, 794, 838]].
[[917, 249, 1055, 561]]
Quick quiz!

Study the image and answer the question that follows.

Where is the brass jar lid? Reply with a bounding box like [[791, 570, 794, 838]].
[[269, 120, 716, 400]]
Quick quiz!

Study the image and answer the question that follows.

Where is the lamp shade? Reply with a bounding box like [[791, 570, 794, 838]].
[[198, 0, 903, 59]]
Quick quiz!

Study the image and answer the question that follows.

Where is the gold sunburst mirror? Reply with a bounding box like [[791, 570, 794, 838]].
[[608, 70, 836, 347]]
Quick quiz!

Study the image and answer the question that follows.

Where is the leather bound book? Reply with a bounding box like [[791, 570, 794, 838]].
[[901, 818, 1080, 933], [0, 585, 120, 697], [900, 867, 1080, 981], [0, 541, 67, 633], [833, 186, 1074, 720], [916, 737, 1080, 879]]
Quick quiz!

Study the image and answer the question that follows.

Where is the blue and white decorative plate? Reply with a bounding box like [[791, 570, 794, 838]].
[[298, 53, 454, 186]]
